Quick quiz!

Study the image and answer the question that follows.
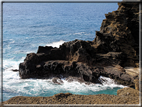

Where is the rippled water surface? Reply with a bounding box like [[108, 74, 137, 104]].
[[2, 3, 125, 102]]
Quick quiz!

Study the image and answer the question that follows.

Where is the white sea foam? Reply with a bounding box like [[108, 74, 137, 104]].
[[46, 40, 66, 48], [3, 57, 24, 70], [3, 58, 127, 101], [3, 59, 24, 83], [9, 39, 15, 44], [74, 32, 85, 35], [73, 32, 90, 36], [99, 76, 127, 88], [3, 71, 127, 101]]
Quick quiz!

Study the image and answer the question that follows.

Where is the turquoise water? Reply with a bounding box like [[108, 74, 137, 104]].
[[2, 3, 126, 102]]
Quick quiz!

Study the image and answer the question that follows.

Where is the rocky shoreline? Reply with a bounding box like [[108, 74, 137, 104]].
[[19, 2, 139, 88], [3, 87, 140, 104], [3, 2, 140, 105]]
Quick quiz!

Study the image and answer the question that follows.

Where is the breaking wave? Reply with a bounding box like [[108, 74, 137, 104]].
[[46, 40, 66, 48]]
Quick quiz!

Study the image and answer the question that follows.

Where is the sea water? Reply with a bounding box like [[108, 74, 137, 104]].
[[2, 3, 127, 102]]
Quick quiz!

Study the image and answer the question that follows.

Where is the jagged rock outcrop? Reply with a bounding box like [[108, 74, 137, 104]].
[[19, 2, 139, 88], [93, 2, 139, 67]]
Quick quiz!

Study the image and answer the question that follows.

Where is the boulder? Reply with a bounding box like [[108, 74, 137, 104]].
[[52, 77, 63, 85]]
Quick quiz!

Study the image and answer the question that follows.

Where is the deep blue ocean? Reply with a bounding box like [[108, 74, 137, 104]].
[[2, 3, 127, 102]]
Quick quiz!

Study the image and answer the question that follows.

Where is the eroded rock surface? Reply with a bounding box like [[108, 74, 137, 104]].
[[93, 2, 139, 67]]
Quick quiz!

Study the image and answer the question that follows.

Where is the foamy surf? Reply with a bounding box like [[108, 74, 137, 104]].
[[2, 40, 127, 101], [3, 3, 120, 102], [3, 58, 25, 81], [99, 76, 127, 88], [46, 40, 66, 48], [3, 67, 127, 101]]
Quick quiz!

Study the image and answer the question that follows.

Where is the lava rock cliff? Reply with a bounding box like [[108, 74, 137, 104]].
[[19, 2, 139, 88]]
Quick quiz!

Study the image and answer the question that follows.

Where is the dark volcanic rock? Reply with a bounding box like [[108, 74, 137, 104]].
[[52, 77, 63, 85], [93, 2, 139, 67], [103, 65, 134, 86], [95, 52, 127, 66], [36, 39, 96, 65], [65, 76, 84, 83], [20, 60, 101, 84], [60, 39, 96, 65], [19, 2, 139, 88], [12, 69, 19, 72]]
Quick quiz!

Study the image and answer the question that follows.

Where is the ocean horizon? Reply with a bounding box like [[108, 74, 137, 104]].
[[2, 3, 127, 102]]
